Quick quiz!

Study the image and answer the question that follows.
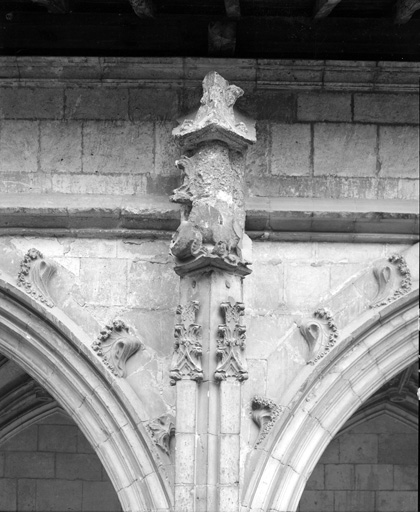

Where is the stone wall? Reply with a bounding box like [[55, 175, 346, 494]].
[[0, 60, 418, 200], [0, 411, 121, 512], [299, 413, 418, 512]]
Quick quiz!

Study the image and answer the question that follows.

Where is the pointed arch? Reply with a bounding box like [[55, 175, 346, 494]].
[[243, 288, 418, 512], [0, 274, 173, 512]]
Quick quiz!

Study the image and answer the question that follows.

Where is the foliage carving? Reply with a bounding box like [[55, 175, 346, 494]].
[[147, 414, 175, 455], [17, 248, 57, 308], [299, 308, 339, 365], [251, 396, 282, 447]]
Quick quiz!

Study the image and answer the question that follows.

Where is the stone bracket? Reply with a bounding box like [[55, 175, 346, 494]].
[[17, 248, 57, 308], [251, 396, 282, 447], [370, 254, 412, 308], [147, 413, 176, 455], [299, 308, 339, 365]]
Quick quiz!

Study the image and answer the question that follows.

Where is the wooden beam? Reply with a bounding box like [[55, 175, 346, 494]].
[[224, 0, 241, 19], [128, 0, 154, 18], [314, 0, 342, 19], [208, 21, 236, 56], [31, 0, 69, 14], [395, 0, 420, 23]]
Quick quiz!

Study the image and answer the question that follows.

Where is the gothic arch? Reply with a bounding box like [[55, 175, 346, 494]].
[[243, 288, 418, 512], [0, 274, 173, 512]]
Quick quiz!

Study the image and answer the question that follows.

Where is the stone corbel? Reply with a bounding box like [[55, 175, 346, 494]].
[[370, 254, 412, 308], [169, 301, 203, 385], [215, 297, 248, 381], [17, 248, 57, 308], [147, 414, 176, 455], [251, 396, 282, 447], [92, 320, 143, 377], [299, 308, 339, 365]]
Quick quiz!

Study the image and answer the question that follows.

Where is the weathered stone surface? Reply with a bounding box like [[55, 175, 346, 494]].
[[354, 93, 419, 124], [0, 87, 63, 119], [0, 479, 16, 510], [36, 480, 83, 511], [38, 425, 78, 452], [394, 465, 418, 490], [245, 121, 270, 178], [376, 491, 418, 512], [18, 479, 36, 510], [299, 490, 334, 511], [0, 120, 38, 174], [334, 490, 376, 512], [40, 121, 82, 174], [129, 88, 179, 121], [325, 464, 354, 490], [306, 464, 325, 490], [83, 121, 154, 174], [65, 87, 129, 120], [284, 264, 331, 312], [154, 121, 180, 176], [6, 452, 55, 478], [82, 482, 122, 511], [271, 123, 311, 176], [0, 425, 38, 451], [354, 464, 393, 490], [314, 123, 377, 177], [379, 126, 419, 178], [297, 92, 351, 122], [56, 453, 102, 480], [80, 258, 127, 306], [378, 433, 418, 464], [339, 434, 378, 463], [52, 173, 147, 195], [0, 453, 4, 477], [237, 91, 295, 122]]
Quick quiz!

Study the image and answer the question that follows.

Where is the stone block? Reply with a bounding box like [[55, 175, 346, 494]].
[[355, 464, 393, 490], [0, 453, 4, 477], [176, 380, 197, 434], [127, 261, 178, 309], [220, 381, 241, 434], [51, 173, 146, 195], [317, 243, 384, 264], [129, 88, 179, 121], [0, 171, 52, 193], [394, 465, 418, 491], [236, 91, 295, 122], [56, 453, 102, 481], [80, 258, 127, 306], [284, 264, 330, 312], [376, 491, 418, 512], [0, 425, 38, 451], [116, 239, 171, 261], [65, 87, 128, 120], [306, 464, 325, 490], [154, 121, 180, 176], [339, 434, 378, 464], [379, 126, 419, 178], [36, 411, 74, 425], [82, 481, 122, 511], [82, 121, 154, 174], [0, 120, 38, 174], [314, 123, 377, 177], [219, 435, 240, 484], [67, 239, 117, 259], [0, 479, 16, 511], [39, 425, 78, 453], [40, 121, 82, 174], [299, 490, 334, 511], [17, 479, 36, 511], [354, 93, 419, 124], [378, 434, 418, 464], [246, 121, 271, 178], [5, 452, 54, 478], [334, 490, 375, 511], [398, 179, 419, 201], [325, 464, 354, 490], [271, 123, 311, 176], [175, 433, 195, 484], [219, 485, 239, 512], [297, 92, 352, 122], [0, 87, 64, 119], [175, 484, 195, 512], [245, 260, 283, 313], [36, 479, 83, 511]]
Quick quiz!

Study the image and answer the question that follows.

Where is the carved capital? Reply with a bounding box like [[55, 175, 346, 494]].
[[251, 396, 282, 447], [299, 308, 339, 365], [173, 71, 255, 151], [17, 248, 57, 307], [147, 414, 175, 455], [92, 320, 143, 378], [370, 254, 412, 308], [215, 297, 248, 381], [170, 301, 203, 385]]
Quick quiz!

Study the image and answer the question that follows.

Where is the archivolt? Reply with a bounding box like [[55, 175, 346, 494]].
[[0, 274, 173, 512], [243, 288, 418, 512]]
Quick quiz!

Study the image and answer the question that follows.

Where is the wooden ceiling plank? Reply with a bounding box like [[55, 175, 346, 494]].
[[395, 0, 420, 23], [208, 20, 236, 56], [128, 0, 154, 18], [31, 0, 70, 14], [224, 0, 241, 18], [314, 0, 343, 19]]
